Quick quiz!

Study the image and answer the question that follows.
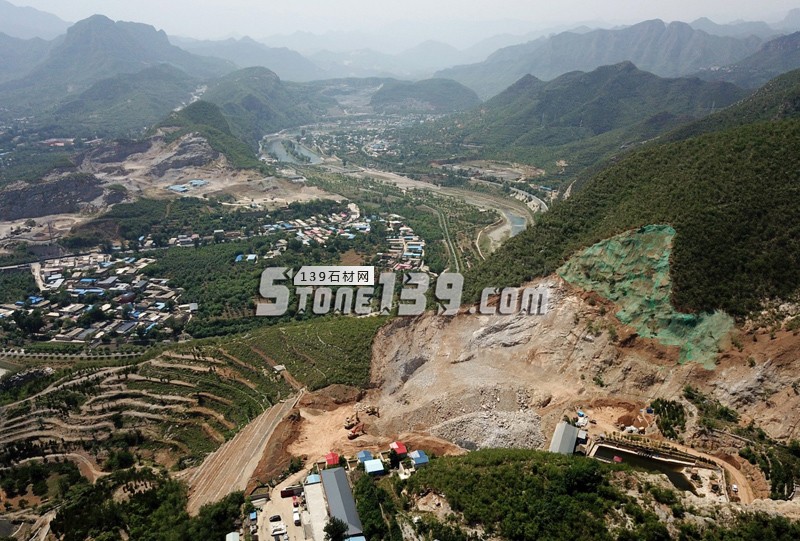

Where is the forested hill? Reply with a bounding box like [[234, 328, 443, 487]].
[[457, 62, 746, 148], [159, 100, 264, 170], [370, 78, 481, 113], [201, 66, 336, 147], [412, 62, 749, 176], [466, 73, 800, 317], [667, 68, 800, 141]]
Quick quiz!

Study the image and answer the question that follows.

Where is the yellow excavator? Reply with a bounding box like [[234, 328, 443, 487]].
[[344, 411, 360, 429]]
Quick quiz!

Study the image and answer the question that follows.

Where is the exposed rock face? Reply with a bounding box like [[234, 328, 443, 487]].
[[431, 410, 545, 450], [79, 140, 152, 164], [149, 135, 219, 177], [0, 174, 103, 220], [368, 277, 800, 447]]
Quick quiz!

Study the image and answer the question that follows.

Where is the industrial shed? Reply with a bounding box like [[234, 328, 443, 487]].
[[321, 468, 363, 537], [549, 421, 579, 455]]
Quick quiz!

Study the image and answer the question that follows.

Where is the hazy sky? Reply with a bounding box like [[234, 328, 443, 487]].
[[15, 0, 800, 43]]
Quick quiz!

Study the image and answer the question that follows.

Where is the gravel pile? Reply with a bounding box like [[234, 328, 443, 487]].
[[431, 410, 546, 450]]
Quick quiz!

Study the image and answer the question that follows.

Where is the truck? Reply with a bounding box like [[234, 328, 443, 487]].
[[280, 485, 304, 498]]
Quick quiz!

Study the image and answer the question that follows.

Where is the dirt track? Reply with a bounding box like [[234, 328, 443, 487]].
[[183, 394, 301, 515]]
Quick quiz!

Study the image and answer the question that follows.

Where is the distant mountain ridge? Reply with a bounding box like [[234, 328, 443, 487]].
[[689, 17, 777, 39], [694, 32, 800, 89], [0, 14, 234, 116], [0, 32, 53, 84], [449, 62, 747, 165], [174, 36, 327, 82], [436, 20, 763, 98], [0, 0, 70, 39]]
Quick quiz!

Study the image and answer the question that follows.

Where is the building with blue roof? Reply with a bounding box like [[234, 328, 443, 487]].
[[409, 450, 429, 468], [364, 459, 385, 475], [235, 255, 244, 262], [356, 450, 373, 463], [305, 473, 321, 485]]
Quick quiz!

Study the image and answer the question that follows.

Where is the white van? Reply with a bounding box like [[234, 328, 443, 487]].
[[293, 511, 301, 526]]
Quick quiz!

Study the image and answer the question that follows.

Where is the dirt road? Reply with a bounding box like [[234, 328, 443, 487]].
[[669, 441, 756, 504], [3, 452, 107, 484], [30, 262, 45, 292], [184, 394, 302, 515]]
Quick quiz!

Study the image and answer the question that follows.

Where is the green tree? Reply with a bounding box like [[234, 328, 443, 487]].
[[325, 517, 349, 541]]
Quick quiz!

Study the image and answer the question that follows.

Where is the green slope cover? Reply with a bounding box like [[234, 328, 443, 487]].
[[558, 225, 734, 367], [466, 111, 800, 320]]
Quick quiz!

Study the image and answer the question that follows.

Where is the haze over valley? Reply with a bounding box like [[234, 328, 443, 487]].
[[2, 1, 800, 540]]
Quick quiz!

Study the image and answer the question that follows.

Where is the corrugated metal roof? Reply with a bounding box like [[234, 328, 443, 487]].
[[549, 421, 579, 455], [321, 468, 362, 536], [364, 459, 385, 474]]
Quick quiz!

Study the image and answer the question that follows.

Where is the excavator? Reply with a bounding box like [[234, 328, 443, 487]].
[[364, 406, 380, 417], [347, 422, 365, 440], [343, 411, 360, 429]]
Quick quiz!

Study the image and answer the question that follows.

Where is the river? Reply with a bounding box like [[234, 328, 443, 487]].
[[506, 210, 528, 236], [265, 138, 322, 165]]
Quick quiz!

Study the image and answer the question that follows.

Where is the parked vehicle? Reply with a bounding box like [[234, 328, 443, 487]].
[[293, 511, 301, 526]]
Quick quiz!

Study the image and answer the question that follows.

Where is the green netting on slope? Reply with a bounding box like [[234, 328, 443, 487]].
[[557, 224, 733, 368]]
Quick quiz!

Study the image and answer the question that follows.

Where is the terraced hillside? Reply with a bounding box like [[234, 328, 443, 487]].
[[0, 347, 292, 470], [0, 316, 385, 473]]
